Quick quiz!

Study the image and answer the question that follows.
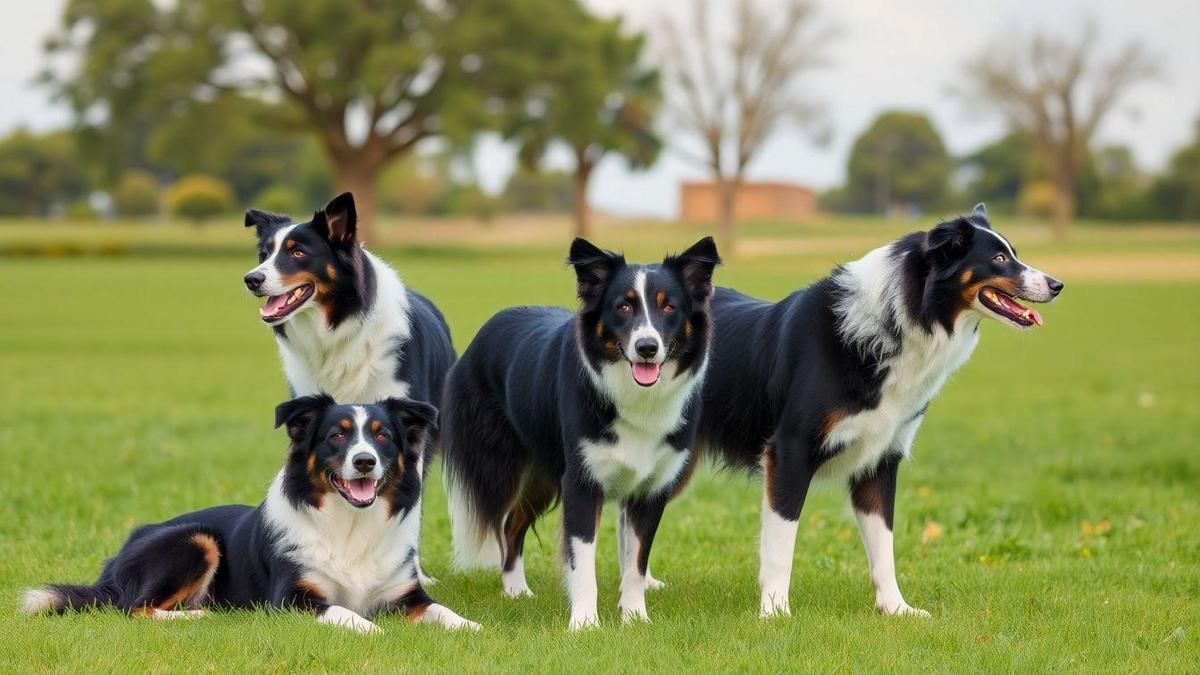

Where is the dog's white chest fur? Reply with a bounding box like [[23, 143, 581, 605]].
[[821, 317, 980, 482], [823, 245, 982, 482], [580, 361, 699, 498], [263, 473, 419, 615], [276, 252, 413, 402]]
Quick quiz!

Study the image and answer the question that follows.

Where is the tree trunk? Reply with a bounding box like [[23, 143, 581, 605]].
[[572, 161, 593, 239], [332, 159, 380, 245], [717, 177, 739, 255], [1050, 178, 1073, 242]]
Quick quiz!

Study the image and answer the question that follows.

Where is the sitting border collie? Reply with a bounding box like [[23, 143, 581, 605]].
[[697, 205, 1063, 618], [242, 192, 454, 582], [442, 237, 720, 629], [22, 395, 479, 633]]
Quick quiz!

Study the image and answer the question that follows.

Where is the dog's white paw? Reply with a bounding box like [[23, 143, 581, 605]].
[[759, 592, 791, 618], [619, 603, 650, 625], [503, 585, 534, 599], [568, 613, 600, 631], [319, 606, 382, 635], [879, 601, 930, 618], [643, 573, 666, 591]]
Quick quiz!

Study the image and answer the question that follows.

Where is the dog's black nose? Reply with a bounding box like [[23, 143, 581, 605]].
[[244, 271, 266, 292], [352, 453, 376, 473], [1046, 276, 1064, 297], [635, 338, 659, 359]]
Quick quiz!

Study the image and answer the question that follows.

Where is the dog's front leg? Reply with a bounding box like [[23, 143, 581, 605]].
[[275, 580, 382, 635], [560, 462, 604, 630], [617, 494, 668, 623], [759, 434, 817, 618], [850, 453, 929, 617]]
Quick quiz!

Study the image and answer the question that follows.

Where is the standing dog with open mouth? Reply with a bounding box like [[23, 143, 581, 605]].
[[242, 192, 454, 583], [442, 237, 720, 629], [697, 205, 1063, 618], [23, 395, 479, 633]]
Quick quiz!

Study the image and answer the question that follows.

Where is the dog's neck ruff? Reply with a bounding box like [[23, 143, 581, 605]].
[[277, 250, 413, 402], [832, 242, 981, 361]]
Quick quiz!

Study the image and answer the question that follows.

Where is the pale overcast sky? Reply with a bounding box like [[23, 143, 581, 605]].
[[2, 0, 1197, 218]]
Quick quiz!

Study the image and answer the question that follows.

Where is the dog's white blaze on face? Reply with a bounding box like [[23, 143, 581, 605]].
[[626, 270, 666, 364], [248, 224, 298, 297], [341, 406, 382, 481]]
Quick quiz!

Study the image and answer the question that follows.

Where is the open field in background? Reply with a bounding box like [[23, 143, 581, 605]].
[[1, 216, 1198, 671]]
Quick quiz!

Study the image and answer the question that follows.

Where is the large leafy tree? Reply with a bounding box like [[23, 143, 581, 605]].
[[846, 111, 950, 214], [957, 20, 1157, 238], [504, 5, 660, 237], [661, 0, 833, 251], [1149, 117, 1200, 221], [0, 130, 89, 216], [43, 0, 540, 239]]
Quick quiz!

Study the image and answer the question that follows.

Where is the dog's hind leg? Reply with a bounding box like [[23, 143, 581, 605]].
[[501, 477, 555, 598], [116, 526, 221, 618]]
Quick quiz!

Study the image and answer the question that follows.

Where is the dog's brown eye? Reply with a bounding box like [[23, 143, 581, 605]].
[[662, 304, 676, 314], [375, 433, 388, 443], [993, 254, 1007, 264], [617, 302, 632, 314], [331, 432, 345, 442], [292, 249, 306, 259]]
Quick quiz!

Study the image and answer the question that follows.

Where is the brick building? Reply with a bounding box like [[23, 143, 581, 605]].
[[679, 180, 817, 222]]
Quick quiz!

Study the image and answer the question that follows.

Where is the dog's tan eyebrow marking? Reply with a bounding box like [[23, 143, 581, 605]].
[[625, 290, 638, 301], [656, 290, 666, 307], [339, 418, 352, 430], [370, 420, 382, 432], [285, 239, 297, 249]]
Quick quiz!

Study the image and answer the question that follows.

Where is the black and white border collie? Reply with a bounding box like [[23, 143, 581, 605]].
[[442, 237, 720, 629], [242, 192, 455, 582], [697, 205, 1063, 618], [22, 395, 479, 632]]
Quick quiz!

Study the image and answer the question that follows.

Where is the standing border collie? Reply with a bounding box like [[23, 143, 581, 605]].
[[443, 237, 720, 629], [242, 192, 454, 582], [22, 395, 478, 633], [697, 205, 1063, 617]]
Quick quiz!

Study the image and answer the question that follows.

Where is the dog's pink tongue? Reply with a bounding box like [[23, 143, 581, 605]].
[[260, 294, 289, 317], [632, 362, 661, 386], [347, 478, 375, 501]]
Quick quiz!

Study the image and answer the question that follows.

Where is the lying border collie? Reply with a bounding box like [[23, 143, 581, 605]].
[[443, 237, 720, 629], [22, 395, 478, 633], [697, 205, 1063, 617], [243, 192, 454, 582]]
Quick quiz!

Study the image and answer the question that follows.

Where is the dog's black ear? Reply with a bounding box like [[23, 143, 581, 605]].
[[320, 192, 358, 247], [925, 218, 975, 266], [244, 209, 289, 237], [664, 236, 721, 303], [971, 203, 992, 229], [379, 398, 438, 449], [274, 394, 335, 444], [567, 238, 626, 308]]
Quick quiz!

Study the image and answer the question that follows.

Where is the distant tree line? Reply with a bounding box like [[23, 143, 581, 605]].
[[819, 111, 1200, 224], [1, 0, 1196, 240]]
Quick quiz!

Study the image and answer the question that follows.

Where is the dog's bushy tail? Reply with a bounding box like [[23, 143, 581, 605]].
[[21, 584, 115, 615], [446, 471, 502, 571]]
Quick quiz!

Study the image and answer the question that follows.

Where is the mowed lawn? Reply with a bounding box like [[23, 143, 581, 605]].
[[1, 221, 1198, 672]]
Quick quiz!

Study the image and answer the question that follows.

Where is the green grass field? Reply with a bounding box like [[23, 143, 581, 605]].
[[1, 218, 1198, 672]]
